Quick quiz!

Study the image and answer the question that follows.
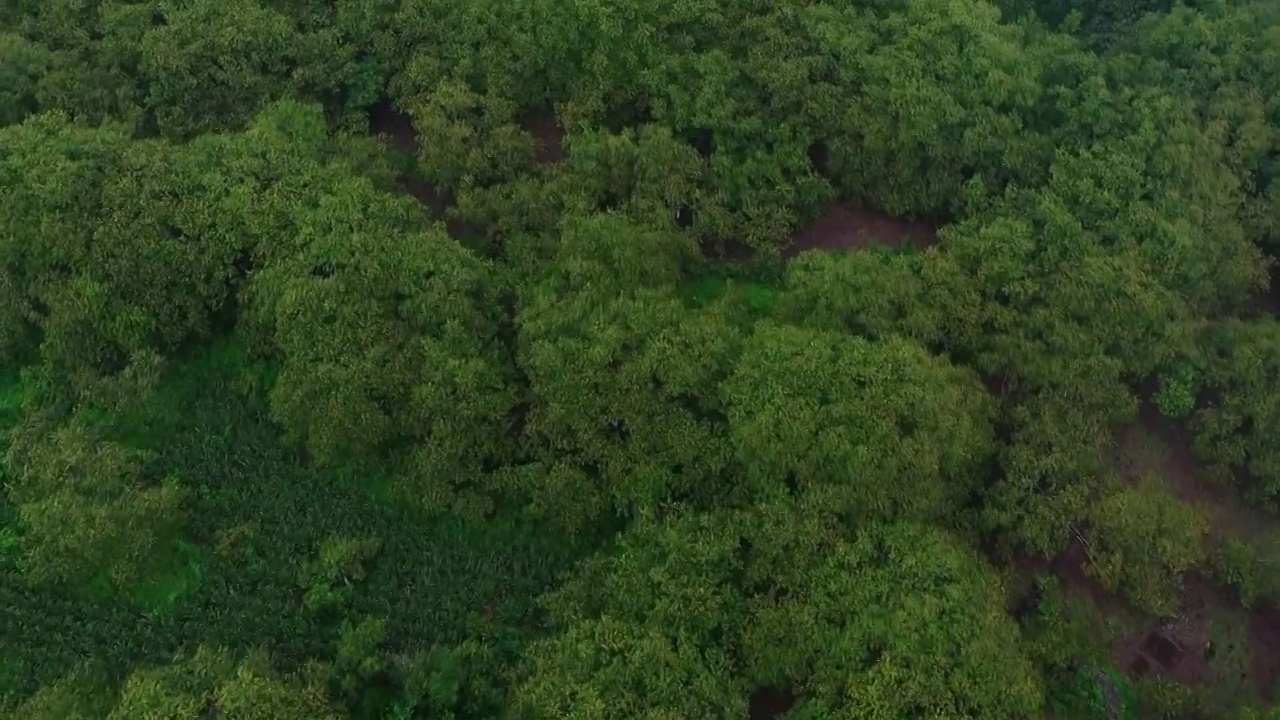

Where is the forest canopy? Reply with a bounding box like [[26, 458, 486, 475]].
[[3, 0, 1280, 718]]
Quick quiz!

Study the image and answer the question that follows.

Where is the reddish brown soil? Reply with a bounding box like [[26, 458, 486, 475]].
[[785, 203, 938, 258], [521, 111, 565, 165], [1111, 575, 1213, 686], [1115, 402, 1274, 545], [367, 99, 473, 237], [748, 686, 796, 720], [1249, 605, 1280, 699], [369, 98, 419, 153]]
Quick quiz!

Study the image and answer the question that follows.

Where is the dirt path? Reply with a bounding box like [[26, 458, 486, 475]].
[[368, 99, 451, 213], [786, 203, 938, 258], [522, 111, 565, 165], [1115, 403, 1274, 542], [1000, 403, 1280, 708], [1108, 404, 1280, 703]]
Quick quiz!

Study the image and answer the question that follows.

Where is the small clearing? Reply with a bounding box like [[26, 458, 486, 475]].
[[521, 111, 565, 165], [1001, 402, 1280, 708], [368, 98, 419, 153], [1106, 404, 1280, 702], [366, 98, 470, 237], [1115, 403, 1274, 545], [367, 98, 451, 215], [748, 686, 797, 720], [786, 203, 938, 258]]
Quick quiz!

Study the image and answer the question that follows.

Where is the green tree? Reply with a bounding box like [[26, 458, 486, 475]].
[[0, 110, 263, 386], [985, 377, 1138, 557], [9, 0, 147, 130], [1194, 318, 1280, 510], [722, 322, 995, 521], [1114, 2, 1280, 250], [550, 125, 705, 236], [399, 78, 535, 191], [1085, 474, 1209, 615], [516, 495, 1043, 719], [137, 0, 298, 139], [7, 667, 114, 720], [802, 0, 1044, 216], [0, 33, 49, 127], [511, 212, 740, 526], [778, 249, 946, 346], [244, 175, 517, 487], [5, 413, 183, 589], [918, 76, 1263, 551], [0, 112, 130, 375], [108, 646, 338, 720]]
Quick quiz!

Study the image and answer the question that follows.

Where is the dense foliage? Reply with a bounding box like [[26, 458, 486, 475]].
[[4, 0, 1280, 718]]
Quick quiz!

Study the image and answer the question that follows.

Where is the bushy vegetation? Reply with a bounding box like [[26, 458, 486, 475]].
[[3, 0, 1280, 717]]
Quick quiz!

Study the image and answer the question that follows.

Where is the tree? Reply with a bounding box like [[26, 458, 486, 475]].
[[721, 322, 995, 521], [778, 249, 946, 346], [1085, 474, 1209, 615], [399, 78, 535, 191], [0, 33, 49, 127], [511, 212, 740, 526], [108, 646, 338, 720], [513, 510, 747, 719], [0, 112, 130, 377], [550, 125, 705, 236], [984, 378, 1138, 557], [515, 495, 1043, 719], [798, 0, 1044, 216], [1193, 318, 1280, 511], [243, 175, 518, 490], [740, 513, 1044, 719], [137, 0, 298, 139], [1113, 2, 1280, 250], [0, 108, 274, 386], [5, 0, 148, 130], [916, 82, 1262, 553], [5, 397, 183, 589], [458, 122, 707, 261], [7, 666, 115, 720]]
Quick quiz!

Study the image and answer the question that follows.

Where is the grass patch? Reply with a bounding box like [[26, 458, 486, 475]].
[[680, 272, 731, 306], [327, 461, 398, 510], [0, 340, 600, 717], [129, 538, 205, 614], [680, 265, 781, 322], [1203, 605, 1257, 708]]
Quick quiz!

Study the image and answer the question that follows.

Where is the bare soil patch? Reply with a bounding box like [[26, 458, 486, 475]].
[[748, 686, 796, 720], [369, 98, 419, 154], [521, 111, 565, 165], [1112, 575, 1213, 686], [1109, 574, 1280, 704], [1115, 402, 1274, 548], [367, 98, 476, 239], [785, 203, 938, 258], [1250, 605, 1280, 701]]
